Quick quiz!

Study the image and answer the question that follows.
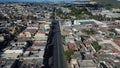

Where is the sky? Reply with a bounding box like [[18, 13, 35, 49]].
[[0, 0, 75, 2]]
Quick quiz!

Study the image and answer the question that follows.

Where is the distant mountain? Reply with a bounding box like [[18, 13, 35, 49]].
[[93, 0, 120, 8], [0, 0, 75, 2], [93, 0, 119, 3]]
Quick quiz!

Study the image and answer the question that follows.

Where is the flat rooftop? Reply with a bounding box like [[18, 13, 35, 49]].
[[1, 53, 20, 59], [74, 19, 105, 26], [0, 59, 16, 68], [77, 60, 97, 68]]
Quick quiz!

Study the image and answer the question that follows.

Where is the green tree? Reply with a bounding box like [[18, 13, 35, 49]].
[[64, 49, 74, 63], [81, 28, 96, 35], [108, 28, 117, 35], [56, 8, 62, 16], [62, 36, 66, 45], [92, 41, 101, 52]]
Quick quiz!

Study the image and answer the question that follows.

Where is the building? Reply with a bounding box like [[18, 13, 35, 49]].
[[0, 35, 4, 42], [0, 59, 19, 68], [71, 59, 97, 68], [34, 31, 48, 41]]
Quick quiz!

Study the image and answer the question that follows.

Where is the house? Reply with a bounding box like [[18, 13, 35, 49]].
[[0, 35, 4, 42], [77, 60, 97, 68], [67, 41, 78, 51], [68, 42, 76, 51], [34, 31, 47, 41], [4, 50, 23, 54], [71, 59, 97, 68]]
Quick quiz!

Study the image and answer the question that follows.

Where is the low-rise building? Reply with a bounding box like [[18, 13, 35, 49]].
[[34, 31, 47, 41], [71, 59, 97, 68]]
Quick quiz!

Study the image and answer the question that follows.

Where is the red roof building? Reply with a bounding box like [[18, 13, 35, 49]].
[[67, 42, 77, 51]]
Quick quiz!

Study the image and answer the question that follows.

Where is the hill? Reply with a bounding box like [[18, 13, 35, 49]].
[[93, 0, 120, 8]]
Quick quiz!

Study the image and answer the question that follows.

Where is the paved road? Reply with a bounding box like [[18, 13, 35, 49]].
[[43, 7, 67, 68], [53, 20, 67, 68]]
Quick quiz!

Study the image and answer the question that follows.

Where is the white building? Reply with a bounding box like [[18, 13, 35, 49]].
[[44, 24, 50, 30], [34, 32, 47, 41], [0, 35, 4, 42], [74, 19, 107, 27], [115, 28, 120, 34], [4, 50, 23, 54]]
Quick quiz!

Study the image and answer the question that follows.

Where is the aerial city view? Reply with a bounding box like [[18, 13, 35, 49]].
[[0, 0, 120, 68]]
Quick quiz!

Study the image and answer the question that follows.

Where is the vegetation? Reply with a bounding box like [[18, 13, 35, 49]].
[[81, 28, 97, 35], [56, 6, 92, 19], [69, 7, 92, 19], [108, 28, 117, 35], [115, 17, 120, 20], [56, 6, 115, 20], [61, 35, 66, 45], [92, 41, 101, 52], [64, 49, 74, 63], [104, 4, 113, 10], [93, 0, 120, 8], [56, 8, 62, 17]]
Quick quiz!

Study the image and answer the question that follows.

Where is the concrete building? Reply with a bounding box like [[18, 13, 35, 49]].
[[0, 59, 18, 68], [34, 32, 47, 41], [4, 50, 23, 54], [0, 35, 4, 42], [78, 60, 97, 68], [71, 59, 97, 68]]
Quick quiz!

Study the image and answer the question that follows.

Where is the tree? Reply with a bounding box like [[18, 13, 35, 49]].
[[81, 28, 96, 35], [62, 36, 66, 45], [108, 28, 117, 35], [56, 8, 62, 17], [64, 49, 74, 63], [92, 41, 101, 52]]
